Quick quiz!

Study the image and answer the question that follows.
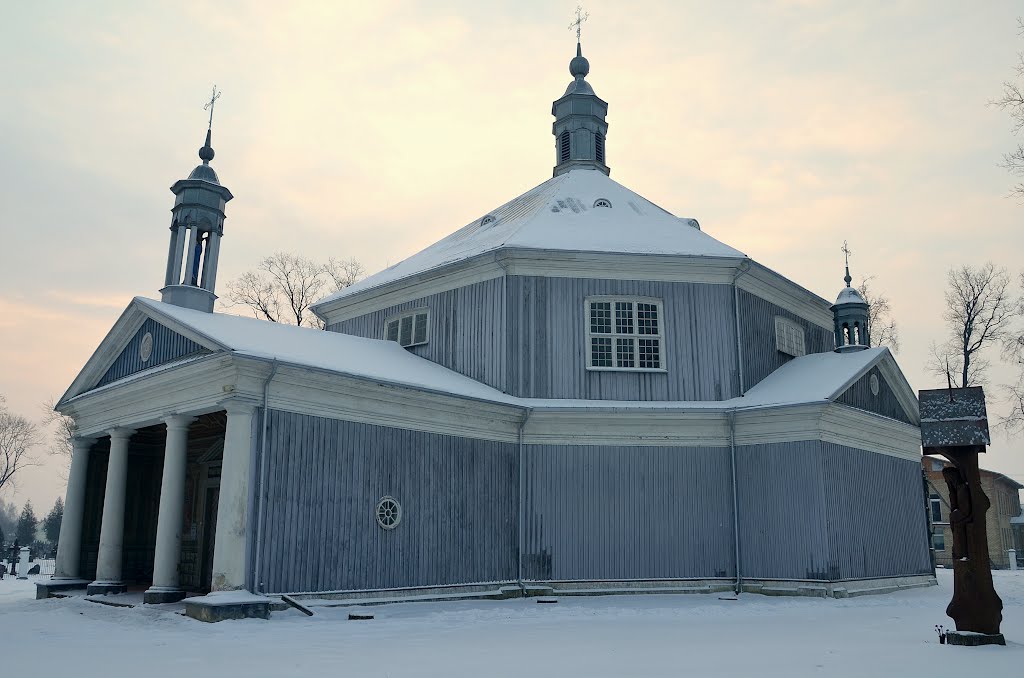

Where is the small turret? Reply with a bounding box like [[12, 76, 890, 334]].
[[552, 15, 609, 177], [160, 89, 233, 313], [831, 243, 870, 352]]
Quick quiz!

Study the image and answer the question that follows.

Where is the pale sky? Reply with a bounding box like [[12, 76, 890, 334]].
[[1, 1, 1023, 511]]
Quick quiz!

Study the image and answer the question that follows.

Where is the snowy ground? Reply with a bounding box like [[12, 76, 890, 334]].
[[1, 571, 1021, 677]]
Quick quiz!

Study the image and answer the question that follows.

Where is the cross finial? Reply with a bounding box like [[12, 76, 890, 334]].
[[569, 4, 589, 43], [204, 85, 222, 131], [841, 240, 853, 287]]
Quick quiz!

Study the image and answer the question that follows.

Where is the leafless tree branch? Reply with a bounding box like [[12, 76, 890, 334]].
[[0, 396, 40, 496], [856, 276, 900, 353], [225, 252, 364, 329], [927, 263, 1013, 388]]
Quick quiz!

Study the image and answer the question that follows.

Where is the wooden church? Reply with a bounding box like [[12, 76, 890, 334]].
[[42, 40, 933, 621]]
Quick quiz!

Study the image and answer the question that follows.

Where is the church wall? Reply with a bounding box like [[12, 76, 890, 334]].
[[96, 317, 205, 388], [736, 441, 931, 582], [327, 277, 508, 392], [819, 443, 932, 579], [521, 444, 735, 581], [835, 366, 914, 425], [255, 410, 518, 594], [507, 276, 739, 400], [738, 290, 835, 390]]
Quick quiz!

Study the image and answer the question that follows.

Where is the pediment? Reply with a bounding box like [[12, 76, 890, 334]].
[[57, 298, 223, 408], [833, 352, 919, 426]]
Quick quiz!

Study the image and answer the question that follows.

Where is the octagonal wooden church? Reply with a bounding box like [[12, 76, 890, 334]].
[[44, 40, 932, 620]]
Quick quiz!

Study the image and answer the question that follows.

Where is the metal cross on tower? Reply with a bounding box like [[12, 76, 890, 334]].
[[841, 240, 853, 286], [204, 85, 222, 130], [569, 4, 589, 43]]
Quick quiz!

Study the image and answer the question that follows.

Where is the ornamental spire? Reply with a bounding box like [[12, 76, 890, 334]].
[[552, 7, 609, 176], [841, 240, 852, 287], [199, 86, 221, 164]]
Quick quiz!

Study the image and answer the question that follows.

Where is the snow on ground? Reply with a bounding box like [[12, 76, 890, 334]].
[[1, 570, 1021, 677]]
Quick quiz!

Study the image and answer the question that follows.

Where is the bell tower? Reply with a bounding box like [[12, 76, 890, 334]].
[[552, 8, 610, 177], [160, 87, 233, 313], [831, 242, 871, 352]]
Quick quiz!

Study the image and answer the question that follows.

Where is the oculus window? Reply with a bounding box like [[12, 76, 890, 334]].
[[774, 316, 806, 357], [586, 297, 664, 371], [385, 310, 429, 348]]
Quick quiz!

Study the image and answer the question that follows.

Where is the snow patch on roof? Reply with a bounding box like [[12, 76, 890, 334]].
[[316, 169, 745, 307]]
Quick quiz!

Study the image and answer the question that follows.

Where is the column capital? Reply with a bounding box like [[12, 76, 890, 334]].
[[71, 436, 96, 452], [220, 397, 259, 416], [107, 427, 136, 441], [162, 414, 196, 431]]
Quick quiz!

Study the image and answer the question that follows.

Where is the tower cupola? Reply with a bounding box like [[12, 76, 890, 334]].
[[831, 242, 870, 352], [552, 11, 609, 177], [160, 88, 233, 313]]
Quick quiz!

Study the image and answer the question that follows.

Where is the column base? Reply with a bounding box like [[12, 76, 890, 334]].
[[36, 579, 91, 600], [87, 581, 127, 596], [143, 587, 187, 604], [945, 631, 1006, 646], [184, 591, 271, 622]]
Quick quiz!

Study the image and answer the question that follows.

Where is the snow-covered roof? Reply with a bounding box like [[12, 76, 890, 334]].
[[834, 286, 866, 306], [315, 168, 746, 307], [68, 299, 909, 421], [135, 298, 519, 405]]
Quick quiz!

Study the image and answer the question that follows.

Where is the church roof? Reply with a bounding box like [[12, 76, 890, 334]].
[[316, 168, 746, 307]]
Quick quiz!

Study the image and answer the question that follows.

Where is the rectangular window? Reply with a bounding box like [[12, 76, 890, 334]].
[[932, 529, 945, 551], [586, 297, 664, 371], [384, 310, 429, 348], [930, 494, 942, 523], [774, 316, 806, 357], [930, 458, 944, 472]]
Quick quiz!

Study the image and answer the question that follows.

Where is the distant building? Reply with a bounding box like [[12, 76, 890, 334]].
[[923, 456, 1023, 568]]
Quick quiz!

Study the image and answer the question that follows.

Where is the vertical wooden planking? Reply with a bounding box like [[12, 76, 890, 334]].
[[738, 290, 834, 391], [835, 367, 914, 424], [522, 445, 735, 581], [329, 277, 508, 393], [257, 410, 518, 593]]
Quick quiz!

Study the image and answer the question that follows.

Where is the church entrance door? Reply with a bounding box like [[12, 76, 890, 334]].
[[200, 485, 219, 592]]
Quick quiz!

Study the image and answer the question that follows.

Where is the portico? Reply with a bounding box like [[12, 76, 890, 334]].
[[44, 400, 255, 603]]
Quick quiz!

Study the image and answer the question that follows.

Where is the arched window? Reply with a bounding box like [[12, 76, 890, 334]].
[[842, 324, 851, 345], [853, 322, 861, 345], [593, 198, 612, 208]]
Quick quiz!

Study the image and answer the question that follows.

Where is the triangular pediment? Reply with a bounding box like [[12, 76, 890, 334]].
[[57, 298, 225, 408], [831, 350, 919, 426]]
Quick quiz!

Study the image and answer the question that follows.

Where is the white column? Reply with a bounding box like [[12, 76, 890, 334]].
[[201, 231, 221, 292], [91, 428, 134, 590], [210, 400, 257, 591], [145, 415, 194, 602], [170, 222, 188, 285], [54, 436, 95, 579], [182, 226, 200, 286]]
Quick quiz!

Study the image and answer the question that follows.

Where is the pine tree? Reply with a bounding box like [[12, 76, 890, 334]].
[[15, 501, 37, 546], [43, 497, 63, 545]]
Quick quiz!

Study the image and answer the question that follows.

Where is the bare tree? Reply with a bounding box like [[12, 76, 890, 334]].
[[226, 252, 364, 329], [0, 396, 40, 495], [992, 18, 1024, 199], [40, 397, 74, 463], [1000, 271, 1024, 432], [928, 263, 1014, 387], [856, 277, 900, 353]]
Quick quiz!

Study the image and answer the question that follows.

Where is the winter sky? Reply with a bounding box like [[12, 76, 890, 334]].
[[1, 0, 1022, 510]]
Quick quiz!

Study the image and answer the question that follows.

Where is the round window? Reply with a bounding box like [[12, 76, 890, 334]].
[[870, 374, 880, 397], [376, 496, 402, 530], [139, 332, 154, 362]]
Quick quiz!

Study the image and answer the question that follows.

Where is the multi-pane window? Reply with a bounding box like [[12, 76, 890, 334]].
[[774, 316, 806, 357], [587, 298, 664, 370], [384, 310, 429, 348], [929, 494, 942, 523], [932, 529, 945, 551]]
